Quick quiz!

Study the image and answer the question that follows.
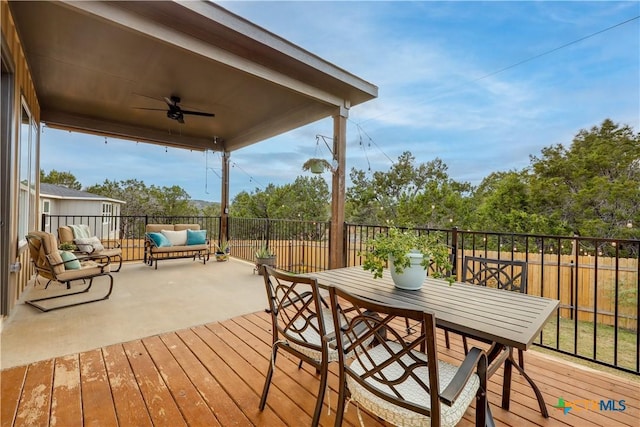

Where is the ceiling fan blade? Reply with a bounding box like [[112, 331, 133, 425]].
[[133, 107, 168, 111], [181, 110, 215, 117]]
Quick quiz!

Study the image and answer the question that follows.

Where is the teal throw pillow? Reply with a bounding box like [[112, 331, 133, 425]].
[[186, 229, 207, 245], [60, 251, 81, 270], [147, 232, 172, 247]]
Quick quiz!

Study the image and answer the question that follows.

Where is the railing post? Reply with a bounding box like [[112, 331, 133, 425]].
[[265, 218, 271, 249], [143, 215, 149, 264], [41, 213, 46, 232], [451, 226, 458, 278]]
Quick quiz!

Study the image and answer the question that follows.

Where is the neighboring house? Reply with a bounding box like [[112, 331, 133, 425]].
[[40, 183, 125, 239]]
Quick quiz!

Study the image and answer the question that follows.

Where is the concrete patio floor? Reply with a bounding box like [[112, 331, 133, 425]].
[[0, 257, 267, 369]]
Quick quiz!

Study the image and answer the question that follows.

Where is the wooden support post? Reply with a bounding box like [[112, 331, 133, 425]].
[[330, 105, 348, 269], [220, 151, 230, 242]]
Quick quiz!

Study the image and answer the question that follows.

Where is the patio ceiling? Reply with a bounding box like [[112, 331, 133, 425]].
[[9, 0, 377, 152]]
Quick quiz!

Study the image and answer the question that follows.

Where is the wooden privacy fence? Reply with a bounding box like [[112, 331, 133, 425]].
[[457, 251, 638, 331]]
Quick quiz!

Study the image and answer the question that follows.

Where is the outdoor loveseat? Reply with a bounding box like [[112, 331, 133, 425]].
[[144, 224, 210, 269]]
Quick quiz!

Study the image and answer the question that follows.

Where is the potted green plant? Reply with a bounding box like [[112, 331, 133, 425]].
[[302, 158, 333, 174], [255, 244, 276, 275], [58, 242, 78, 251], [361, 227, 453, 289], [215, 239, 231, 262]]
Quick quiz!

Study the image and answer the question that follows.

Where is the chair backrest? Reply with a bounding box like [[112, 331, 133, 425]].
[[328, 286, 443, 424], [462, 256, 527, 293], [261, 265, 328, 355], [26, 231, 62, 278], [58, 226, 74, 245]]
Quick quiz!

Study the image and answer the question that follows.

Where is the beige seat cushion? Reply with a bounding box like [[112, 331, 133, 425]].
[[56, 264, 110, 281], [150, 244, 208, 253], [46, 251, 66, 275], [347, 341, 479, 427], [174, 224, 200, 231], [146, 224, 174, 233], [58, 226, 74, 244]]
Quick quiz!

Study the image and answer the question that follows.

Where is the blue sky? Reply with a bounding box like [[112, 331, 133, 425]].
[[41, 1, 640, 202]]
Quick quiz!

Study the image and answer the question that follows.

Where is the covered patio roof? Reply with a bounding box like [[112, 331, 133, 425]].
[[9, 0, 378, 152]]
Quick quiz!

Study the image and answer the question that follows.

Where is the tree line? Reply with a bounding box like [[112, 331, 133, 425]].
[[42, 119, 639, 240]]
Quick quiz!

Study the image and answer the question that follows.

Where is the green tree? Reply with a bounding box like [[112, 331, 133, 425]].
[[529, 119, 640, 239], [346, 152, 471, 228], [230, 176, 329, 221], [40, 169, 82, 190], [200, 202, 221, 217], [149, 185, 198, 217], [86, 179, 160, 217], [470, 170, 557, 234]]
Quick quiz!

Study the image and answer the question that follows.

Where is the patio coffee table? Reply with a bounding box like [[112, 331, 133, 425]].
[[308, 266, 560, 418]]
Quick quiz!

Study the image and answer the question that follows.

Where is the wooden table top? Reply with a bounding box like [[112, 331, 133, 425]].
[[308, 266, 560, 351]]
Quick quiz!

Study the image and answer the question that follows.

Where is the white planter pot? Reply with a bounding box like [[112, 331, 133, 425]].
[[390, 252, 427, 290]]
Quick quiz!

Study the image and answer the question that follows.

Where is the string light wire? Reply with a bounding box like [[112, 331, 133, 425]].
[[349, 15, 639, 166]]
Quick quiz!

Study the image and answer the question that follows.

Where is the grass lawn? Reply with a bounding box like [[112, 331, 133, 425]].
[[536, 315, 639, 381]]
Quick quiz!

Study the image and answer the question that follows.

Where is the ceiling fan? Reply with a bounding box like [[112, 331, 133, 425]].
[[135, 95, 215, 124]]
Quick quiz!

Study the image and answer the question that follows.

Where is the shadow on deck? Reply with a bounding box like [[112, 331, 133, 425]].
[[2, 310, 638, 426], [2, 257, 638, 426]]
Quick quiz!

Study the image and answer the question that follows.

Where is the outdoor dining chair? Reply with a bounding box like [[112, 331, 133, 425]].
[[327, 285, 493, 427], [461, 256, 528, 368], [259, 265, 337, 426]]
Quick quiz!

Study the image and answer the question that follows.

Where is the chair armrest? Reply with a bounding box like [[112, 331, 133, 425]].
[[440, 346, 487, 406]]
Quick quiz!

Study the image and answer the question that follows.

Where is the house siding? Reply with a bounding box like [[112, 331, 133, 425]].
[[1, 0, 41, 316]]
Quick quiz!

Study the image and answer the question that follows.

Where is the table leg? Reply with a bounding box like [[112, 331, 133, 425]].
[[501, 349, 549, 418], [501, 353, 513, 410]]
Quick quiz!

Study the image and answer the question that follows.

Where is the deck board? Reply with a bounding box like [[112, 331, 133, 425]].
[[51, 354, 82, 427], [1, 365, 27, 427], [2, 311, 638, 427], [102, 344, 154, 427]]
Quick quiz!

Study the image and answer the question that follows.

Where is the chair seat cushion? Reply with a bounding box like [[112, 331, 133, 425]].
[[149, 244, 208, 253], [289, 308, 340, 362], [56, 264, 110, 281], [347, 341, 479, 427], [98, 248, 122, 256]]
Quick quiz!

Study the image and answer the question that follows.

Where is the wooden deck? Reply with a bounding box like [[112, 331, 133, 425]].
[[2, 311, 638, 427]]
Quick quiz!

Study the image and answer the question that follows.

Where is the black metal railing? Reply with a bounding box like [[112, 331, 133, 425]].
[[42, 214, 639, 375], [44, 214, 222, 261], [345, 223, 639, 375], [228, 217, 330, 273]]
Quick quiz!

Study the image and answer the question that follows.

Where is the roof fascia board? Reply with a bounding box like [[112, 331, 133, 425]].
[[180, 1, 378, 97], [60, 0, 345, 107], [40, 194, 126, 204]]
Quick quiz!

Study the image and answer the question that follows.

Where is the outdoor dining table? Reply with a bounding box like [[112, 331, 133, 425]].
[[308, 266, 560, 418]]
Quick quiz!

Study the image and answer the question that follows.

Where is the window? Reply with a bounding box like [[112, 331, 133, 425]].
[[102, 202, 113, 224], [17, 99, 37, 247], [42, 199, 51, 232]]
